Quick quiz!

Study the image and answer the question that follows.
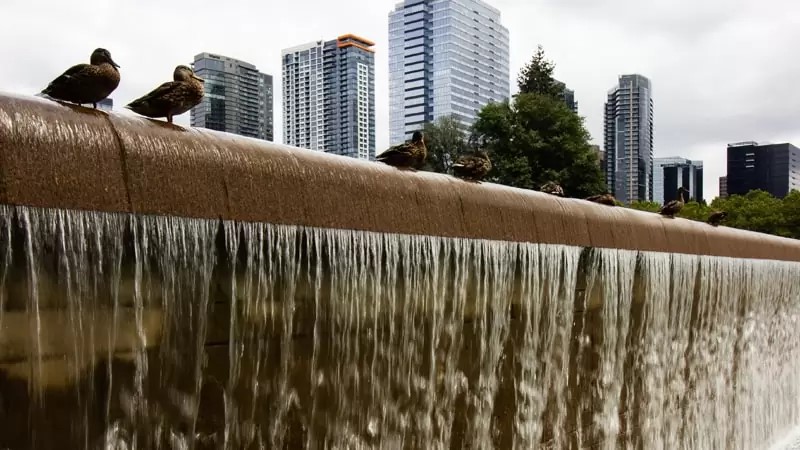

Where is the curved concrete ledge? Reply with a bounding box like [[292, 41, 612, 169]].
[[1, 92, 799, 261]]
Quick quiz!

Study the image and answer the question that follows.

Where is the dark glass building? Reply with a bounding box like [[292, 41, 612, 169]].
[[282, 35, 376, 160], [653, 157, 703, 204], [190, 53, 274, 141], [554, 79, 577, 113], [726, 142, 800, 198]]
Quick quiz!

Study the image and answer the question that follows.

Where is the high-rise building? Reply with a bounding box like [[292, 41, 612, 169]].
[[719, 176, 728, 198], [591, 144, 604, 169], [725, 141, 800, 198], [282, 35, 376, 160], [555, 79, 577, 113], [388, 0, 510, 144], [98, 98, 113, 111], [653, 157, 703, 205], [190, 52, 274, 141], [603, 74, 654, 203]]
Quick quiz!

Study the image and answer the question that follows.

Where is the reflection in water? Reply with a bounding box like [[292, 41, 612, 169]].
[[0, 205, 799, 449]]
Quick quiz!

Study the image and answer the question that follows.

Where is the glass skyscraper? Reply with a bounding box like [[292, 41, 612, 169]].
[[190, 52, 274, 141], [604, 74, 654, 203], [282, 35, 376, 160], [653, 157, 703, 205], [388, 0, 510, 144]]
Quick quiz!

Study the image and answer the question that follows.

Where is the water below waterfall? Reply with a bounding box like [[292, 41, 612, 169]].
[[0, 205, 799, 449]]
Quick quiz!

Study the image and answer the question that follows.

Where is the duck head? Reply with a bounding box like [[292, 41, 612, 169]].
[[174, 65, 204, 82], [411, 130, 424, 143], [90, 48, 120, 68]]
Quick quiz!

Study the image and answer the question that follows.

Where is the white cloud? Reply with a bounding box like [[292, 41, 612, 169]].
[[1, 0, 798, 199]]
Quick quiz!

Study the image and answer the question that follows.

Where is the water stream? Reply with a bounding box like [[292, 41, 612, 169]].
[[0, 205, 799, 449]]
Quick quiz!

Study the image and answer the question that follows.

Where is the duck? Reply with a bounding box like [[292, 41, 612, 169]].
[[126, 65, 205, 124], [376, 131, 426, 169], [451, 150, 492, 182], [41, 48, 120, 109], [540, 181, 564, 197], [707, 210, 728, 227], [659, 186, 687, 218], [585, 193, 617, 206]]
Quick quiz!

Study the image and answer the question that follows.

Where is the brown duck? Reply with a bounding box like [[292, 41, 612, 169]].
[[707, 210, 728, 227], [660, 186, 687, 218], [452, 150, 492, 182], [126, 65, 205, 123], [585, 193, 617, 206], [41, 48, 120, 109], [540, 181, 565, 197], [377, 131, 426, 169]]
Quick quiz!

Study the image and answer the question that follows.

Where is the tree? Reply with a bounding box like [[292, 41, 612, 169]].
[[710, 190, 785, 235], [471, 93, 606, 198], [628, 201, 661, 213], [421, 116, 470, 173], [517, 45, 562, 99]]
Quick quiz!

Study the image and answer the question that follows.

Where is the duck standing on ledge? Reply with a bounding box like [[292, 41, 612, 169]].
[[452, 150, 492, 182], [376, 131, 426, 169], [707, 210, 728, 227], [660, 186, 687, 218], [540, 181, 565, 197], [585, 193, 617, 206], [126, 65, 205, 124], [41, 48, 120, 109]]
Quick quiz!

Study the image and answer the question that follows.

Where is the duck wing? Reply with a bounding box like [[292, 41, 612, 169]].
[[42, 63, 92, 96], [659, 200, 681, 215], [126, 81, 180, 116], [376, 142, 413, 160]]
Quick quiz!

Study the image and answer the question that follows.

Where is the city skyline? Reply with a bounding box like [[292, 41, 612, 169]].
[[1, 0, 798, 199]]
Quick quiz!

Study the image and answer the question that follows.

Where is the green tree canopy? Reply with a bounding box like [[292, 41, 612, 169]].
[[421, 115, 470, 173], [517, 45, 562, 99], [471, 93, 606, 198]]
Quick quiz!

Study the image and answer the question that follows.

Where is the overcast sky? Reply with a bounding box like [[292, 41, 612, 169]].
[[2, 0, 799, 199]]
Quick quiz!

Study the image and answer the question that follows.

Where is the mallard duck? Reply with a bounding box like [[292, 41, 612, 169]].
[[452, 150, 492, 182], [540, 181, 564, 197], [126, 65, 205, 123], [585, 193, 617, 206], [660, 186, 687, 218], [377, 131, 426, 169], [707, 210, 728, 227], [41, 48, 120, 109]]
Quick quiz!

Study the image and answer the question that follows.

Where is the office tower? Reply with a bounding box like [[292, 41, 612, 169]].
[[603, 74, 654, 203], [653, 157, 704, 204], [388, 0, 510, 144], [190, 52, 274, 141], [719, 176, 728, 198], [282, 34, 376, 160], [555, 79, 577, 113], [591, 144, 604, 169], [97, 98, 113, 111], [725, 141, 800, 198]]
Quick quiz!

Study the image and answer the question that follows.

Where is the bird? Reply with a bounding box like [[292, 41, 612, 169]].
[[126, 65, 205, 124], [707, 210, 728, 227], [41, 48, 120, 109], [585, 193, 617, 206], [660, 186, 687, 218], [376, 131, 426, 169], [451, 150, 492, 182], [540, 181, 565, 197]]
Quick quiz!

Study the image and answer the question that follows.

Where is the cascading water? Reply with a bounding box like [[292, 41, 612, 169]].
[[1, 205, 800, 449]]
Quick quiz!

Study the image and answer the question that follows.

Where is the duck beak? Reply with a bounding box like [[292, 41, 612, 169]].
[[192, 74, 205, 82], [110, 58, 120, 69]]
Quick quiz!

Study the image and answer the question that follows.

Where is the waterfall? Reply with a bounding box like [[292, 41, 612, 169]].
[[0, 205, 799, 449]]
